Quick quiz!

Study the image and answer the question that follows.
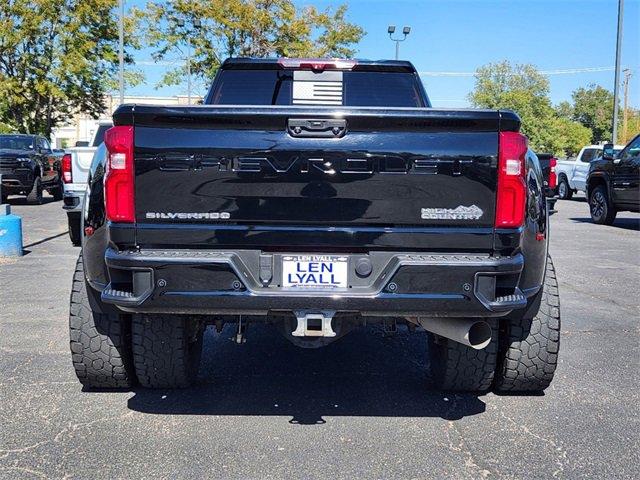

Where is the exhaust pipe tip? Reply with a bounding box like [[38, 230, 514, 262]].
[[415, 317, 493, 350], [467, 321, 492, 350]]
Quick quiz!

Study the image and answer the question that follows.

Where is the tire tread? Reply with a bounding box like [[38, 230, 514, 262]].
[[428, 320, 498, 392], [495, 255, 561, 392], [69, 254, 133, 388], [132, 314, 203, 389], [26, 177, 42, 205], [590, 185, 617, 225], [68, 213, 81, 246]]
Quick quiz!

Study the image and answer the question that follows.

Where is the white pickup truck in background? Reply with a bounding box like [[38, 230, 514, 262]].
[[61, 121, 112, 245], [556, 144, 623, 199]]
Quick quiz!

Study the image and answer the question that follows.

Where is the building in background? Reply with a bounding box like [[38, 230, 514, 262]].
[[51, 94, 202, 148]]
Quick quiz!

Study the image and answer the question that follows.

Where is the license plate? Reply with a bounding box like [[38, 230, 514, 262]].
[[282, 255, 348, 289]]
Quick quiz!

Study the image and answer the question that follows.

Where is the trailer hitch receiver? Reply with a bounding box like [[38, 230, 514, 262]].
[[292, 310, 336, 337]]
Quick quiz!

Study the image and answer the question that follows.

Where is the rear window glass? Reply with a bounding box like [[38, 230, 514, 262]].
[[580, 149, 599, 162], [92, 124, 111, 147], [208, 69, 425, 107]]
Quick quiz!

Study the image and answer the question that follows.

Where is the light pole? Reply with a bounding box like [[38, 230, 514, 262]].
[[612, 0, 624, 143], [176, 18, 202, 105], [118, 0, 124, 104], [622, 68, 632, 142], [388, 25, 411, 60]]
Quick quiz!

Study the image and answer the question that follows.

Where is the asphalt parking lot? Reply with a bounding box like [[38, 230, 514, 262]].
[[1, 194, 639, 479]]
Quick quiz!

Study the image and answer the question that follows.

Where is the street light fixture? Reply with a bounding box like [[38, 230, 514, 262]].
[[388, 25, 411, 60], [175, 18, 202, 105]]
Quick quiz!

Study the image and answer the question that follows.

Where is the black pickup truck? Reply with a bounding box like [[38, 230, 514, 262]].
[[69, 58, 560, 393], [587, 135, 640, 224], [0, 134, 63, 204]]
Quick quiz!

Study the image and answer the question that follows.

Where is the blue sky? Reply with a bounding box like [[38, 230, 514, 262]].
[[126, 0, 640, 108]]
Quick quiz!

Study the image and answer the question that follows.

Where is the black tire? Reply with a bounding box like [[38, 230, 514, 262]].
[[494, 255, 560, 393], [427, 319, 499, 392], [69, 254, 135, 389], [51, 177, 64, 201], [132, 314, 204, 389], [68, 212, 81, 246], [26, 176, 43, 204], [557, 176, 573, 200], [1, 193, 7, 203], [589, 185, 617, 225]]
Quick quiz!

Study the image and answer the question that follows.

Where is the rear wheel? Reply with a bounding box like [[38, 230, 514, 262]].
[[426, 319, 498, 392], [494, 255, 560, 393], [589, 185, 617, 225], [68, 212, 81, 246], [132, 314, 205, 389], [26, 177, 43, 204], [50, 177, 64, 201], [69, 254, 135, 389], [557, 176, 573, 200]]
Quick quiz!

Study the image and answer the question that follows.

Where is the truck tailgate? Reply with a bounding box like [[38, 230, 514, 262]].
[[119, 106, 518, 251], [68, 147, 96, 186]]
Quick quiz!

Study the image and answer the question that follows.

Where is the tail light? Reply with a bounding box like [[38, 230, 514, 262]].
[[495, 131, 528, 228], [548, 157, 557, 189], [61, 154, 72, 183], [104, 126, 135, 223]]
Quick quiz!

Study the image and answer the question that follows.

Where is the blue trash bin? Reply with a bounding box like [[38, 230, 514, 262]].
[[0, 211, 23, 257]]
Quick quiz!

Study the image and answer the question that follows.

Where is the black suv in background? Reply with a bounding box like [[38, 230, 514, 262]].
[[587, 134, 640, 224], [0, 134, 63, 204]]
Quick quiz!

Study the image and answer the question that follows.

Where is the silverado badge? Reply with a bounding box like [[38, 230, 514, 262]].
[[421, 205, 484, 220]]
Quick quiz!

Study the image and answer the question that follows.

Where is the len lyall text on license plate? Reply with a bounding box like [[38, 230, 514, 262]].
[[282, 255, 348, 289]]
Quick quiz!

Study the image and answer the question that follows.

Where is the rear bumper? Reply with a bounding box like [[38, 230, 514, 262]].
[[100, 248, 532, 317], [62, 184, 85, 211]]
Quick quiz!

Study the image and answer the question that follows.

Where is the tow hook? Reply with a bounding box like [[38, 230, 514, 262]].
[[292, 310, 336, 337]]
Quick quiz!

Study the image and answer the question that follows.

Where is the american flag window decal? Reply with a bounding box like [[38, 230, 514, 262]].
[[292, 70, 343, 106]]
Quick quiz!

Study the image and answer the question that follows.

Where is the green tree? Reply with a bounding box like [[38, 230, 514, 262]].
[[469, 61, 557, 152], [555, 101, 573, 120], [469, 61, 592, 156], [0, 0, 142, 137], [0, 121, 14, 134], [570, 84, 615, 143], [550, 117, 592, 157], [136, 0, 365, 88], [620, 107, 640, 144], [0, 102, 14, 132]]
